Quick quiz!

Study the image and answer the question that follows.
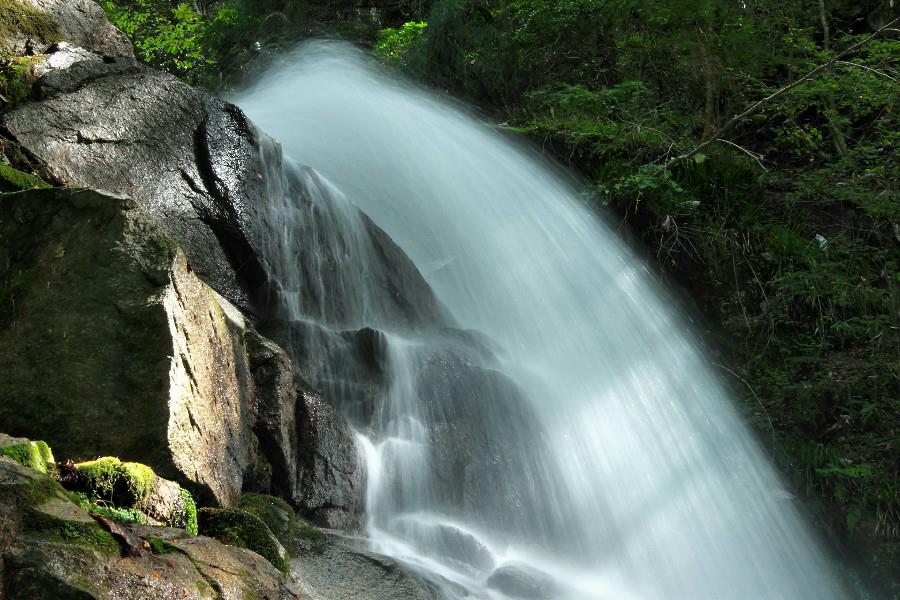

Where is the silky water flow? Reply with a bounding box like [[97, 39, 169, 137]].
[[233, 41, 842, 599]]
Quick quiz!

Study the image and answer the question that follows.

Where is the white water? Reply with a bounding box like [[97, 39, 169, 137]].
[[235, 41, 842, 599]]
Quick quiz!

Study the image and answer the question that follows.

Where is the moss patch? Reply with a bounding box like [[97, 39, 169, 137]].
[[147, 536, 175, 555], [172, 487, 198, 535], [238, 494, 323, 554], [0, 0, 60, 41], [0, 163, 51, 191], [0, 439, 55, 474], [198, 508, 287, 573], [74, 457, 154, 504], [55, 520, 120, 555], [69, 457, 197, 533]]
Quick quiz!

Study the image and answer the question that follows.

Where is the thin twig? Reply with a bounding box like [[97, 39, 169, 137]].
[[717, 138, 769, 172], [667, 16, 900, 167], [835, 60, 899, 82], [713, 362, 777, 456]]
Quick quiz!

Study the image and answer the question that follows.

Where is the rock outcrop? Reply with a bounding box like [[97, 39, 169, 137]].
[[291, 532, 440, 600], [0, 187, 257, 506], [0, 0, 133, 57], [0, 454, 305, 599], [0, 187, 365, 523]]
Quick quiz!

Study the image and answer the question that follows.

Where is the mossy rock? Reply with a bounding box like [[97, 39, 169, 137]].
[[239, 493, 324, 554], [0, 0, 60, 42], [0, 433, 55, 474], [0, 53, 45, 106], [67, 457, 197, 534], [198, 507, 288, 573]]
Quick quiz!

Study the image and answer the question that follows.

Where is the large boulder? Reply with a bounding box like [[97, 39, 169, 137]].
[[0, 187, 365, 521], [0, 0, 133, 57], [3, 59, 268, 311], [0, 454, 305, 599], [0, 188, 255, 506], [2, 54, 447, 329]]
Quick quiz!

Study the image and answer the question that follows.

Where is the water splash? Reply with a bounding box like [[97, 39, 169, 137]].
[[235, 40, 842, 599]]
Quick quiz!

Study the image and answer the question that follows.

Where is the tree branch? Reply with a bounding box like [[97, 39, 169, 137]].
[[667, 16, 900, 168]]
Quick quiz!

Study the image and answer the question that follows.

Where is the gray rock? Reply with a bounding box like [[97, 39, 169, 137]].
[[0, 188, 256, 506], [3, 58, 269, 312], [295, 388, 364, 529], [247, 329, 301, 500], [291, 532, 439, 600], [33, 42, 102, 78], [0, 187, 365, 521], [486, 563, 561, 599], [0, 0, 133, 57], [2, 54, 448, 330]]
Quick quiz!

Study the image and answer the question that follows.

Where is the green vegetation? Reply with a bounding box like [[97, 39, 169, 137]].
[[198, 507, 288, 572], [0, 163, 51, 191], [146, 535, 176, 555], [375, 1, 898, 595], [74, 457, 156, 504], [0, 438, 55, 474], [0, 54, 45, 106], [98, 0, 385, 87], [70, 456, 198, 534]]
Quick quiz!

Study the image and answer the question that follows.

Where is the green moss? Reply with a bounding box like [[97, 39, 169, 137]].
[[0, 163, 50, 192], [171, 487, 198, 535], [0, 54, 44, 106], [1, 439, 55, 474], [198, 508, 287, 573], [74, 457, 157, 506], [237, 494, 324, 555], [56, 520, 120, 555], [24, 498, 120, 555], [238, 494, 293, 541], [147, 536, 175, 555], [71, 456, 197, 532], [296, 522, 323, 543], [0, 0, 60, 41]]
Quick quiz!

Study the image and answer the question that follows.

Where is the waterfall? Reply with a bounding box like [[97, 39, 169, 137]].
[[234, 40, 842, 599]]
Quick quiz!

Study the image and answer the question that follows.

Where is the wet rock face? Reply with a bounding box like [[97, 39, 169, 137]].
[[0, 187, 366, 521], [294, 388, 364, 529], [2, 58, 270, 313], [291, 532, 440, 600]]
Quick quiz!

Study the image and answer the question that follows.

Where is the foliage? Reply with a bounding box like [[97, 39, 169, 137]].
[[376, 21, 428, 68], [71, 491, 148, 525], [378, 0, 900, 596], [99, 0, 421, 88]]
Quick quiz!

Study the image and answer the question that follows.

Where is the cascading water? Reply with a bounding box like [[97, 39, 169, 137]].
[[234, 41, 843, 599]]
